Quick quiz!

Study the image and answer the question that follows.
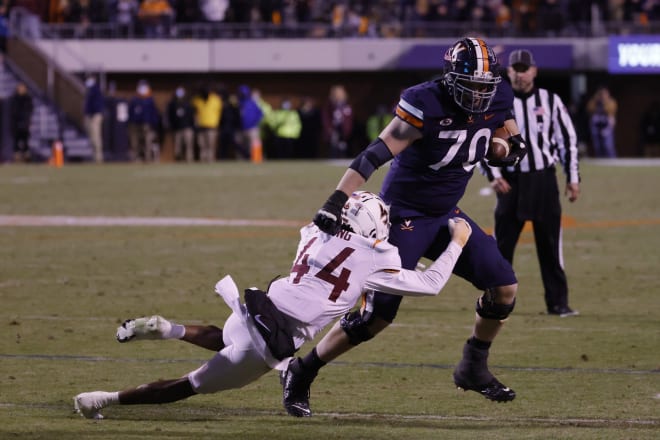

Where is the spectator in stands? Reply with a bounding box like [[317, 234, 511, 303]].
[[83, 73, 105, 163], [137, 0, 173, 37], [0, 3, 8, 52], [537, 0, 565, 36], [191, 82, 222, 163], [173, 0, 201, 24], [296, 96, 321, 159], [128, 79, 160, 162], [110, 0, 138, 37], [587, 85, 618, 158], [266, 97, 302, 159], [10, 81, 33, 162], [322, 84, 353, 158], [166, 85, 195, 162], [199, 0, 229, 23], [58, 0, 91, 37], [237, 84, 264, 162], [7, 0, 44, 39]]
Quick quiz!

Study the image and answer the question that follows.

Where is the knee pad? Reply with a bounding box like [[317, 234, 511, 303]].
[[340, 309, 375, 346], [475, 289, 516, 320]]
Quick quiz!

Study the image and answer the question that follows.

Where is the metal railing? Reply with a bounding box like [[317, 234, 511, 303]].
[[24, 19, 660, 41]]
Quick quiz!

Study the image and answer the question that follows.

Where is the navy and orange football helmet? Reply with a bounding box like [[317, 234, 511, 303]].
[[443, 37, 501, 114]]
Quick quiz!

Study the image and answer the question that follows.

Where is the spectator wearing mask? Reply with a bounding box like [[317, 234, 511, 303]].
[[128, 79, 160, 162], [166, 86, 195, 162]]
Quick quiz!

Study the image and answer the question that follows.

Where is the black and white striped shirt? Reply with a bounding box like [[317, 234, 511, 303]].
[[484, 87, 580, 183]]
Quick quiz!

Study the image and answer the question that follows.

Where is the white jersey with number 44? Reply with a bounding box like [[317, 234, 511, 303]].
[[267, 223, 463, 345]]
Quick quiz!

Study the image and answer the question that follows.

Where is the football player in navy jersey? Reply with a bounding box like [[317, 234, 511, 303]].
[[281, 37, 528, 417]]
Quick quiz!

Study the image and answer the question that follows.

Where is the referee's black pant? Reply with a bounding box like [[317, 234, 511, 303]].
[[494, 166, 570, 312]]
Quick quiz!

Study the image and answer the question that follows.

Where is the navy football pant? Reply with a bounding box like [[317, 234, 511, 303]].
[[372, 208, 517, 322]]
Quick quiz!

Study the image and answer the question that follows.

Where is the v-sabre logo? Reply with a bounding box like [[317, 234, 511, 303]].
[[400, 219, 414, 231]]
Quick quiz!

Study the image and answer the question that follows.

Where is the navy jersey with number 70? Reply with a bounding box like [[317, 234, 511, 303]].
[[381, 79, 514, 218]]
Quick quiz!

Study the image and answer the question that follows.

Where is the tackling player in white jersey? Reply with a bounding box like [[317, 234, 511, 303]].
[[74, 191, 471, 420]]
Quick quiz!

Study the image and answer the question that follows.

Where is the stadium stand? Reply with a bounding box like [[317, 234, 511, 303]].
[[3, 1, 660, 161]]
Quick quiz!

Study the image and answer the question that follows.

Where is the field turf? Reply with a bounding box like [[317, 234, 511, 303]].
[[1, 160, 658, 439]]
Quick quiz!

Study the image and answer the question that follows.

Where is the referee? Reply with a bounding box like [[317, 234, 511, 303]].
[[483, 49, 581, 317]]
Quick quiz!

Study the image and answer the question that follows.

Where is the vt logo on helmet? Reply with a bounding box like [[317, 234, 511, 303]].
[[341, 191, 390, 241], [443, 37, 501, 114]]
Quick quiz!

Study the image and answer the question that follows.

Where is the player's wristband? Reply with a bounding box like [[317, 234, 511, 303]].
[[324, 190, 349, 212]]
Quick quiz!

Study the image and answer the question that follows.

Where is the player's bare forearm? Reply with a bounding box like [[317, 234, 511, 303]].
[[503, 118, 520, 136], [336, 169, 366, 196]]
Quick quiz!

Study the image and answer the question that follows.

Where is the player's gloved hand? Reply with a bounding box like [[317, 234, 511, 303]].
[[313, 190, 349, 234], [488, 134, 527, 167]]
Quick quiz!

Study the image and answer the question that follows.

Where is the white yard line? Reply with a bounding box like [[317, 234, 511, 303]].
[[0, 215, 304, 227]]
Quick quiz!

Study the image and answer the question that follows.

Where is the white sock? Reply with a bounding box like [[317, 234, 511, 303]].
[[165, 323, 186, 339], [107, 391, 120, 404]]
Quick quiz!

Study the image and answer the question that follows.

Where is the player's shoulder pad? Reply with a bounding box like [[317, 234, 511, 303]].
[[400, 80, 439, 108], [399, 80, 447, 122]]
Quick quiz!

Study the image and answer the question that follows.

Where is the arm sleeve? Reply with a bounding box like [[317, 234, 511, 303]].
[[552, 93, 580, 184], [363, 241, 463, 297]]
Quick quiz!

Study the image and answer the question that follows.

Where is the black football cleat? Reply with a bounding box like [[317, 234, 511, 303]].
[[280, 358, 316, 417], [453, 374, 516, 402], [453, 340, 516, 402]]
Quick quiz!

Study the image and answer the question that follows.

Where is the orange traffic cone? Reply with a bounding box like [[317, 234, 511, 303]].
[[49, 140, 64, 168]]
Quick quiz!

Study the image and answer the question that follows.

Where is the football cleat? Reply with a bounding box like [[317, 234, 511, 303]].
[[74, 391, 110, 419], [280, 358, 315, 417], [547, 306, 580, 318], [453, 375, 516, 402], [116, 315, 172, 343], [453, 340, 516, 402]]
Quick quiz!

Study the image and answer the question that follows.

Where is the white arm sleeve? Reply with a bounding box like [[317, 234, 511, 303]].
[[363, 241, 463, 297]]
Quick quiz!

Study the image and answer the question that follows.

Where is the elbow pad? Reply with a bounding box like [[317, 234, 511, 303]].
[[349, 138, 394, 180]]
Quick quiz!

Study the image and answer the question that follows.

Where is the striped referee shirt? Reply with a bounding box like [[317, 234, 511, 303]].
[[484, 87, 580, 183]]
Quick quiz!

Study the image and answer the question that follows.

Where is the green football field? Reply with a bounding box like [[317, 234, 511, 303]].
[[1, 160, 658, 439]]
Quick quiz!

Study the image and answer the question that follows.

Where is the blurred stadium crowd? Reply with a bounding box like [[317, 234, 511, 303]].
[[5, 0, 660, 39]]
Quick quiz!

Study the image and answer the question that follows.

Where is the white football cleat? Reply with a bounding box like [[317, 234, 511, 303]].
[[74, 391, 110, 419], [116, 315, 172, 343]]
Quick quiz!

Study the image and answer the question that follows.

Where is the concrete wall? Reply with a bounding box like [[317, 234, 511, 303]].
[[33, 38, 609, 73]]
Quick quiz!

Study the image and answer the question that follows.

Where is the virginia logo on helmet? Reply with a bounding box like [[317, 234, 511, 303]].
[[443, 37, 501, 114]]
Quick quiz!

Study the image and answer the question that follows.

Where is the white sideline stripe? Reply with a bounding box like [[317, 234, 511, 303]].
[[319, 412, 658, 426], [0, 402, 656, 426], [0, 215, 304, 227]]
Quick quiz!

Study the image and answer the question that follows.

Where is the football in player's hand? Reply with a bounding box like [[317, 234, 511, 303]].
[[487, 126, 511, 161]]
